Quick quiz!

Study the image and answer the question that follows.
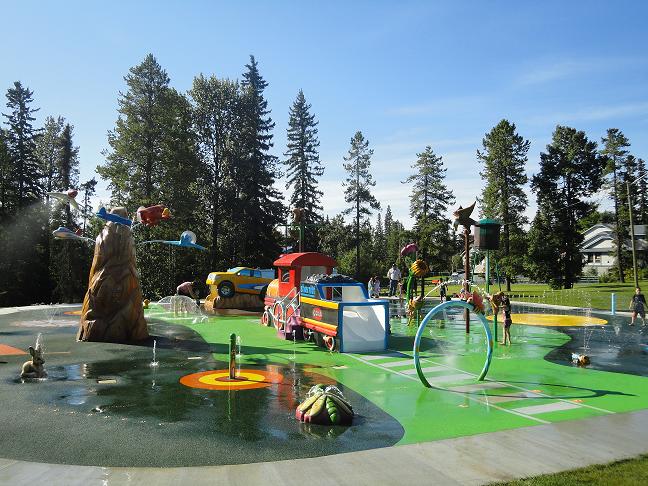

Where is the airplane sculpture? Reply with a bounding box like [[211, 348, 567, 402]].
[[52, 226, 94, 243], [96, 207, 133, 227], [47, 189, 79, 210], [139, 230, 206, 251], [136, 205, 171, 227]]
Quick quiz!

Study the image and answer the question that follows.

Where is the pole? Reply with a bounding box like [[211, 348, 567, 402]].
[[464, 227, 470, 334], [299, 219, 305, 252], [485, 250, 490, 294], [229, 333, 237, 379], [627, 181, 639, 288]]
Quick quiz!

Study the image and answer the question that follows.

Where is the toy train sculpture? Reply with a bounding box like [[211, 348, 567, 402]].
[[261, 252, 389, 353]]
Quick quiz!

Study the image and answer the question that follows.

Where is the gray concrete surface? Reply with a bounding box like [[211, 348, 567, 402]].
[[2, 409, 647, 485]]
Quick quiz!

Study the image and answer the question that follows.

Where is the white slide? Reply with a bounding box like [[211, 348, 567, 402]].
[[340, 304, 387, 352]]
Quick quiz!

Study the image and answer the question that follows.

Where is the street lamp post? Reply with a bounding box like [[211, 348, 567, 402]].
[[627, 180, 639, 288]]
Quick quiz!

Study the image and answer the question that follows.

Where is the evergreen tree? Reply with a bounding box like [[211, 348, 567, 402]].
[[36, 116, 65, 199], [98, 55, 204, 298], [383, 205, 401, 263], [79, 177, 97, 234], [0, 83, 49, 305], [600, 128, 631, 282], [189, 75, 243, 268], [373, 212, 387, 268], [283, 90, 324, 251], [403, 146, 455, 273], [529, 125, 604, 288], [477, 119, 530, 291], [239, 55, 284, 266], [318, 214, 353, 263], [0, 130, 10, 220], [50, 123, 84, 302], [2, 81, 41, 208], [98, 54, 171, 207], [342, 131, 380, 278]]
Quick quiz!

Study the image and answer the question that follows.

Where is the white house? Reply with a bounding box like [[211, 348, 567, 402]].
[[581, 224, 647, 275]]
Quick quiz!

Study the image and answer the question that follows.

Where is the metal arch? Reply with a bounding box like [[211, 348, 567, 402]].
[[413, 300, 493, 387]]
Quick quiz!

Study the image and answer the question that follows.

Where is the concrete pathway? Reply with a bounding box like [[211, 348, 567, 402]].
[[1, 409, 647, 486]]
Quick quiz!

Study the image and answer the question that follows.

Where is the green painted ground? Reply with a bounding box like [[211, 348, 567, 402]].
[[146, 305, 648, 445]]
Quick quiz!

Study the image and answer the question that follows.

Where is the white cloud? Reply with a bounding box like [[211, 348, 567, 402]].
[[515, 57, 647, 86], [527, 101, 648, 126]]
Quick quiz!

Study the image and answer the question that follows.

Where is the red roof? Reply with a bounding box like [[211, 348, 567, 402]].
[[273, 252, 337, 268]]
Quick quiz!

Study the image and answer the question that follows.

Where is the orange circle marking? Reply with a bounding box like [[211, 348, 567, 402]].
[[180, 369, 284, 390]]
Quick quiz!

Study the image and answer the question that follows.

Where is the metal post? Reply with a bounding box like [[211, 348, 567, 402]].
[[229, 333, 236, 379], [299, 219, 304, 253], [464, 227, 470, 333], [486, 251, 497, 341], [627, 181, 639, 288], [485, 250, 490, 294]]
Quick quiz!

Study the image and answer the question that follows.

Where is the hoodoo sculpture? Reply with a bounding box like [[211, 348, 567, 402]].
[[78, 207, 148, 343]]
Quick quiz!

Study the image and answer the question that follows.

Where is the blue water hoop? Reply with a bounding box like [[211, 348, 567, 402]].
[[413, 300, 493, 387]]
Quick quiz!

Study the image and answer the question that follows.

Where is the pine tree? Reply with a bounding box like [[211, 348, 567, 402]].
[[601, 128, 631, 282], [477, 119, 530, 291], [189, 75, 243, 268], [50, 123, 83, 302], [98, 55, 205, 298], [2, 81, 41, 208], [283, 90, 324, 251], [529, 126, 605, 288], [373, 212, 387, 268], [403, 146, 455, 273], [0, 83, 48, 305], [342, 131, 380, 278], [238, 55, 284, 266], [79, 177, 97, 234], [98, 54, 172, 208], [0, 130, 11, 220], [36, 116, 65, 199]]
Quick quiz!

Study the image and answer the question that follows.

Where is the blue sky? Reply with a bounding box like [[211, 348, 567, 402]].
[[2, 0, 647, 226]]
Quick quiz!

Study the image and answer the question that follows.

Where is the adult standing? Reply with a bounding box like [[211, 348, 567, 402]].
[[387, 263, 401, 297], [439, 280, 447, 302]]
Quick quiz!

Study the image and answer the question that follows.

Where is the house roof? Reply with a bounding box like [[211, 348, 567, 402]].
[[273, 252, 337, 268]]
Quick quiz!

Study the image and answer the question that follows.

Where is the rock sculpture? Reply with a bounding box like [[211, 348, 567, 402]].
[[78, 207, 148, 343]]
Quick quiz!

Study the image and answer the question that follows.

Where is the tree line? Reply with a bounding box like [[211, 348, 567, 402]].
[[1, 53, 645, 306]]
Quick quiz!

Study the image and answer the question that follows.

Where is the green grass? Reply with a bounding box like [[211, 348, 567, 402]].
[[396, 280, 648, 310], [493, 454, 648, 485]]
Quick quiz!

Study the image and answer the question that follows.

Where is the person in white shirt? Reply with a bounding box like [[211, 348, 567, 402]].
[[387, 264, 401, 297]]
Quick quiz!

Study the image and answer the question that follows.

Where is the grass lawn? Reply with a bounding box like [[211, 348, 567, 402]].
[[386, 280, 648, 310], [492, 454, 648, 485]]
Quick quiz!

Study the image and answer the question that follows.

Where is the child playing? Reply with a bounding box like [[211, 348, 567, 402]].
[[501, 293, 512, 345], [629, 287, 646, 326], [372, 275, 381, 298]]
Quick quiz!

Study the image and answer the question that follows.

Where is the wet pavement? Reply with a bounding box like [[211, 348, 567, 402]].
[[0, 308, 402, 467]]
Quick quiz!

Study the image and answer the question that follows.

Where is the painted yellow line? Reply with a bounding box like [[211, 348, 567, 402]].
[[300, 297, 339, 310], [486, 313, 607, 327]]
